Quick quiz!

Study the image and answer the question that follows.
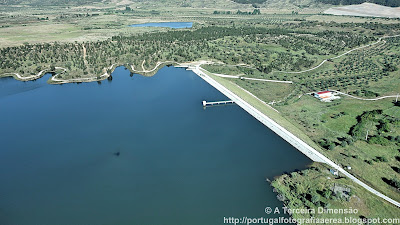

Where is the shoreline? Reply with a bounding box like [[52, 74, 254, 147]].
[[0, 62, 175, 84], [0, 67, 67, 82]]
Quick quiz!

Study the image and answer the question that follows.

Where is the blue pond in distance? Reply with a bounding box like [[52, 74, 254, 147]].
[[0, 67, 311, 225], [129, 22, 193, 29]]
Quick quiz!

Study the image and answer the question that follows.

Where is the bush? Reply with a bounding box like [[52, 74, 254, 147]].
[[368, 136, 390, 146], [365, 159, 373, 165], [394, 179, 400, 189], [377, 120, 391, 133], [319, 139, 337, 150], [384, 178, 400, 190], [323, 189, 332, 199], [345, 137, 354, 145], [311, 193, 320, 204], [375, 156, 388, 162]]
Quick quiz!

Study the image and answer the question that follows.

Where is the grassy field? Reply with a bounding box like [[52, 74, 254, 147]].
[[276, 96, 400, 194], [231, 78, 295, 103], [0, 9, 201, 47]]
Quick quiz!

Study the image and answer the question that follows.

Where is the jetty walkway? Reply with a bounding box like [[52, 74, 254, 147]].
[[202, 100, 234, 107]]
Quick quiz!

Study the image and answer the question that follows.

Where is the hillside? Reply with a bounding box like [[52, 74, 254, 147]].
[[0, 0, 103, 5], [0, 0, 328, 10], [325, 2, 400, 17], [2, 0, 399, 8], [317, 0, 400, 7], [0, 0, 258, 9], [0, 0, 335, 13], [231, 0, 400, 7]]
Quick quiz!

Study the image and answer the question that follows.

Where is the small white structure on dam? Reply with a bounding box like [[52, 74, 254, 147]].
[[202, 100, 235, 107]]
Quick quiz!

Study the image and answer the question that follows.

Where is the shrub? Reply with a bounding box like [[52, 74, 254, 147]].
[[323, 189, 332, 199], [375, 156, 388, 162], [319, 139, 337, 150], [311, 193, 320, 204], [365, 160, 373, 165], [392, 178, 400, 189], [368, 136, 390, 146]]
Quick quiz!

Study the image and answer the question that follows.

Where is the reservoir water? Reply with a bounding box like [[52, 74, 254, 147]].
[[0, 66, 311, 225], [129, 22, 193, 29]]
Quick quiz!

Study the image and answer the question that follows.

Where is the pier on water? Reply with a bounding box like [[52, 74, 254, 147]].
[[202, 100, 235, 107]]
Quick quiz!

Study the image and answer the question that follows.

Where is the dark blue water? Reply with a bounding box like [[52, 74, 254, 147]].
[[129, 22, 193, 29], [0, 67, 311, 225]]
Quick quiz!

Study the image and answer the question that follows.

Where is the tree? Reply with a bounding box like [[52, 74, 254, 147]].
[[393, 178, 400, 189], [323, 189, 332, 199], [252, 9, 261, 15], [311, 193, 320, 204]]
